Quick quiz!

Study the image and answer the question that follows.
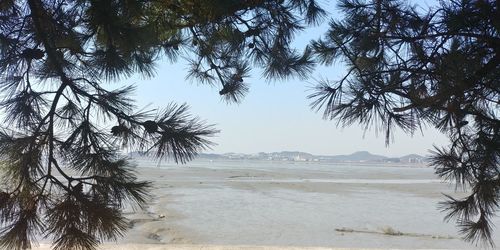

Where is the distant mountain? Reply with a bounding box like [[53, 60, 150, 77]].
[[327, 151, 387, 162]]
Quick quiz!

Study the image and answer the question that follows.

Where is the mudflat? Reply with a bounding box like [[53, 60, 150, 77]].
[[37, 159, 500, 249]]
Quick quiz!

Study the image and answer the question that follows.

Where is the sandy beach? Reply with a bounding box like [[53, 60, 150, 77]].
[[37, 159, 500, 249]]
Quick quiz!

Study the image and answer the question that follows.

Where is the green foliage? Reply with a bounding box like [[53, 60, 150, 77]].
[[310, 0, 500, 246], [0, 0, 324, 249]]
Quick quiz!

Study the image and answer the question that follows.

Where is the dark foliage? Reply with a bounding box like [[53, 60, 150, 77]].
[[0, 0, 325, 249], [309, 0, 499, 246]]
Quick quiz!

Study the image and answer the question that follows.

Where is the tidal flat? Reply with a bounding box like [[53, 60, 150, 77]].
[[99, 159, 500, 249]]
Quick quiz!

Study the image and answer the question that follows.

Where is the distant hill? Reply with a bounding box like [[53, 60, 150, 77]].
[[326, 151, 387, 162]]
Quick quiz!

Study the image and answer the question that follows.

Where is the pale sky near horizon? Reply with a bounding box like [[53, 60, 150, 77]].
[[119, 0, 449, 157]]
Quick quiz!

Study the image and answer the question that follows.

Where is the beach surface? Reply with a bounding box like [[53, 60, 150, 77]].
[[34, 244, 447, 250], [38, 159, 500, 249]]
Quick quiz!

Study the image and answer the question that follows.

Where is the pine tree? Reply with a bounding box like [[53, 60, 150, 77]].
[[310, 0, 499, 245], [0, 0, 324, 249]]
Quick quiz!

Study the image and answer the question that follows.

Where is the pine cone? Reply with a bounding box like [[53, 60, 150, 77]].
[[143, 120, 158, 133]]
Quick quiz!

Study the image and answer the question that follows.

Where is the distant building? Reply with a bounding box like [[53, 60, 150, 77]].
[[294, 153, 307, 161]]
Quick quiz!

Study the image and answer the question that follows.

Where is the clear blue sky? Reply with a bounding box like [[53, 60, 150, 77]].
[[118, 0, 448, 157]]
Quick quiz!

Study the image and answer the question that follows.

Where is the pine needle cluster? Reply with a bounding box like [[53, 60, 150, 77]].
[[309, 0, 499, 246], [0, 0, 325, 249]]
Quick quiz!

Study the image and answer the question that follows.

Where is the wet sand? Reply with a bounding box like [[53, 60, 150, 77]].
[[37, 160, 500, 249], [35, 244, 443, 250]]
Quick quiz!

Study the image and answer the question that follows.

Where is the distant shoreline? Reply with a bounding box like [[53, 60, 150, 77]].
[[128, 150, 430, 166], [131, 157, 431, 169]]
